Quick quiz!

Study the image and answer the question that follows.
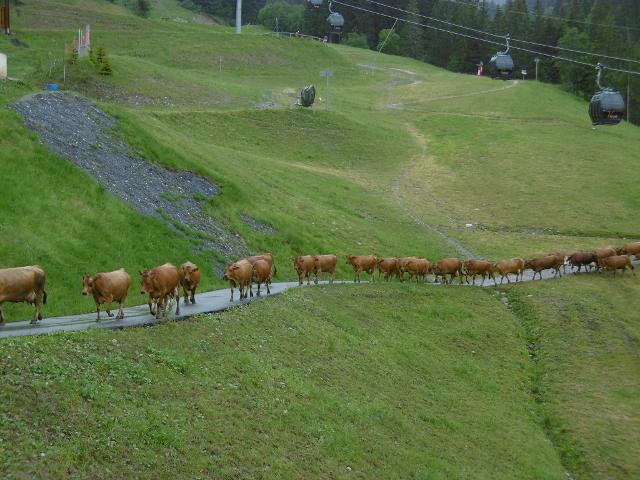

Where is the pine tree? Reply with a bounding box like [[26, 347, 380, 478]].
[[100, 56, 113, 76], [68, 47, 78, 65], [96, 46, 106, 65], [566, 0, 586, 27], [588, 0, 623, 55], [400, 0, 425, 60]]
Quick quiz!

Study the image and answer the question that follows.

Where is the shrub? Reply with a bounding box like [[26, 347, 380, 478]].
[[343, 32, 369, 49]]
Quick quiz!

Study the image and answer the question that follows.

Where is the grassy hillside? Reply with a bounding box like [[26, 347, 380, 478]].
[[0, 0, 638, 310], [1, 0, 639, 478], [0, 284, 566, 479]]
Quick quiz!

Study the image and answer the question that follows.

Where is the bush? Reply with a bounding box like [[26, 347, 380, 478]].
[[135, 0, 151, 18], [376, 29, 401, 56], [343, 32, 369, 49], [257, 2, 304, 32]]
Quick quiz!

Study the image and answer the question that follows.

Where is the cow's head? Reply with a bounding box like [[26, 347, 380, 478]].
[[182, 264, 199, 282], [223, 263, 239, 282], [139, 270, 152, 295], [82, 274, 94, 296], [346, 255, 355, 265]]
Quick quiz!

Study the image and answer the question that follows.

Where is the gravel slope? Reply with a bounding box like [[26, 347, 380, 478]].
[[12, 92, 248, 263]]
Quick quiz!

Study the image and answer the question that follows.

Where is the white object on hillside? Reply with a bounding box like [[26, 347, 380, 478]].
[[0, 53, 6, 79]]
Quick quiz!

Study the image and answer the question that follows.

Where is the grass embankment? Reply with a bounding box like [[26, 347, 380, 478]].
[[509, 275, 640, 480], [0, 284, 565, 479]]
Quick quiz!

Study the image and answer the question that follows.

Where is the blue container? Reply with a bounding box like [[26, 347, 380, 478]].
[[46, 83, 59, 91]]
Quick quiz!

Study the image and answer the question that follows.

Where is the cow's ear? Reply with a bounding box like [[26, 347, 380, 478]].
[[194, 267, 199, 272], [139, 270, 144, 276]]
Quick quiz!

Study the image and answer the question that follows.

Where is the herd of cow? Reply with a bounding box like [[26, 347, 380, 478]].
[[0, 242, 638, 327], [292, 243, 638, 288]]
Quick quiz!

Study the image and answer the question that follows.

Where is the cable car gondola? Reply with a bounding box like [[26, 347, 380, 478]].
[[489, 34, 515, 80], [326, 2, 344, 43], [307, 0, 323, 8], [589, 63, 626, 126]]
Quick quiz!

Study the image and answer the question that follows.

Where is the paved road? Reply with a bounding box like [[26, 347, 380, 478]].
[[0, 282, 302, 339], [1, 262, 636, 339]]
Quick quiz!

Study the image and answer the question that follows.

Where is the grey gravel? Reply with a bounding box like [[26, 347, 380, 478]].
[[12, 92, 248, 263], [240, 214, 277, 234]]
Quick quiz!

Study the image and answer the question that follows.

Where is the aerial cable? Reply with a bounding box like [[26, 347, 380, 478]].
[[331, 0, 640, 76], [378, 18, 399, 53], [360, 0, 640, 66]]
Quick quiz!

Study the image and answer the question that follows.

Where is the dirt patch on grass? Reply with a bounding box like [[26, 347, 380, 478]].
[[12, 92, 247, 265]]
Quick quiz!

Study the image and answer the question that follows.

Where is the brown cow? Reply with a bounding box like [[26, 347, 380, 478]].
[[0, 266, 47, 325], [377, 258, 399, 282], [430, 258, 463, 285], [568, 251, 597, 273], [492, 258, 525, 285], [82, 269, 131, 322], [314, 255, 337, 284], [463, 259, 495, 286], [178, 261, 201, 305], [346, 255, 377, 283], [618, 242, 640, 258], [223, 259, 253, 301], [397, 257, 419, 282], [598, 255, 636, 276], [592, 246, 617, 271], [405, 258, 429, 282], [140, 263, 181, 320], [294, 255, 316, 286], [525, 254, 564, 280], [241, 253, 276, 274], [252, 259, 272, 296]]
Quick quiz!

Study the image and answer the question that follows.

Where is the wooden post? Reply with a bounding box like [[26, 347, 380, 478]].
[[3, 0, 10, 35]]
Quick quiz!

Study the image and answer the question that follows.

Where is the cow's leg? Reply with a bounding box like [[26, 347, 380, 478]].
[[267, 281, 271, 294], [105, 295, 114, 317], [257, 282, 261, 297], [315, 270, 320, 285], [298, 272, 303, 286], [148, 295, 155, 316], [31, 295, 43, 325], [190, 286, 196, 304], [117, 298, 125, 320], [230, 286, 234, 301], [175, 293, 180, 316], [95, 299, 101, 322], [155, 297, 163, 319], [0, 303, 4, 327], [183, 286, 189, 305], [249, 282, 254, 297]]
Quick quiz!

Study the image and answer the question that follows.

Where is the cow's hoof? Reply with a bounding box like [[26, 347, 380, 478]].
[[95, 318, 100, 323], [30, 320, 37, 325], [191, 298, 196, 304], [183, 299, 189, 305], [107, 312, 114, 317]]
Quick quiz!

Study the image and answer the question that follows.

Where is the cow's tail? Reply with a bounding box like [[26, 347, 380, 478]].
[[36, 273, 47, 304]]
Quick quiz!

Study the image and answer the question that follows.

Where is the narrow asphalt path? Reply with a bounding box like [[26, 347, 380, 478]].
[[1, 263, 636, 338]]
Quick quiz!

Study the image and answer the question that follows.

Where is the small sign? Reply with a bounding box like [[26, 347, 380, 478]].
[[320, 69, 333, 77]]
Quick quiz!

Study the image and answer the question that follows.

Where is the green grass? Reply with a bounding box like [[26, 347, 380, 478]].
[[1, 1, 639, 477], [508, 275, 640, 479], [0, 284, 566, 479]]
